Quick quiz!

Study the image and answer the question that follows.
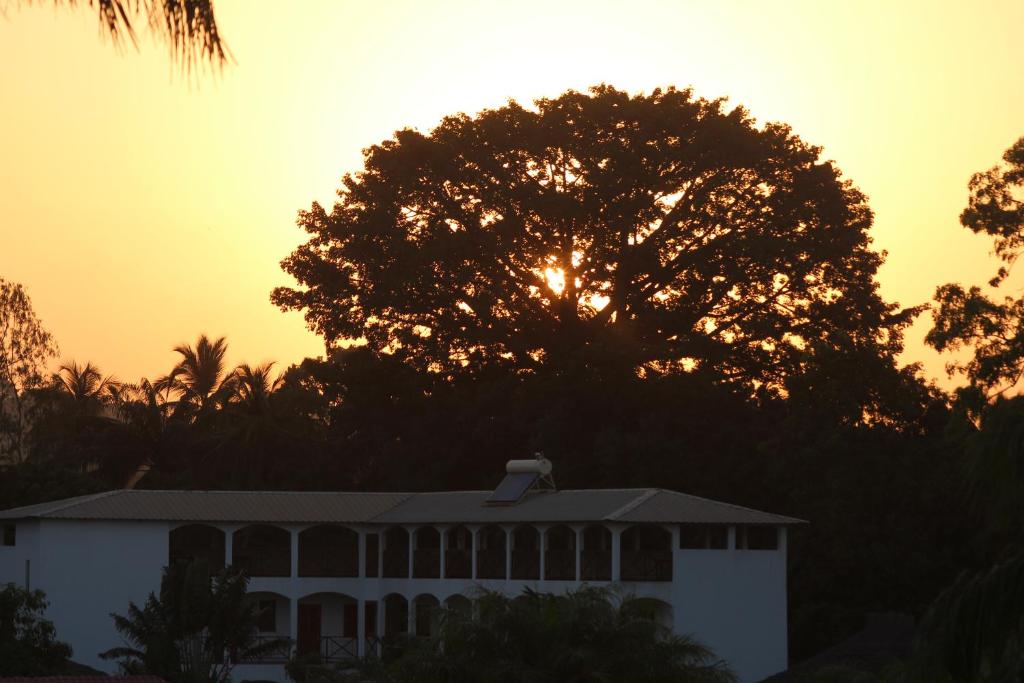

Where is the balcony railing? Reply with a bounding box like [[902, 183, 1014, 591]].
[[580, 550, 611, 581], [476, 549, 506, 579], [445, 549, 471, 578], [321, 635, 358, 661], [243, 635, 292, 662], [382, 549, 409, 578], [511, 549, 539, 580], [621, 550, 672, 582], [544, 549, 575, 580], [413, 549, 440, 578]]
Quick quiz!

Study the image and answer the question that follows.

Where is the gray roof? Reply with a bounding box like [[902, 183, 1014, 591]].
[[0, 488, 804, 526]]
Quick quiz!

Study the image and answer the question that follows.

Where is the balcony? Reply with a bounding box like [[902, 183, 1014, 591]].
[[382, 548, 409, 578], [243, 635, 292, 663], [580, 550, 611, 581], [476, 549, 505, 579], [413, 549, 440, 578], [445, 549, 471, 578], [511, 549, 539, 580], [544, 549, 575, 580]]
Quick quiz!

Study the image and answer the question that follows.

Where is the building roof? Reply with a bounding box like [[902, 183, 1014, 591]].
[[0, 488, 804, 526]]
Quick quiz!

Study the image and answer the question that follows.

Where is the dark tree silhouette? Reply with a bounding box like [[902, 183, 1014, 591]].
[[929, 136, 1024, 398], [274, 85, 916, 391], [0, 584, 73, 675]]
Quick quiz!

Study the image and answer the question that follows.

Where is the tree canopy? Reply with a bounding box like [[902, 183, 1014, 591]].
[[275, 85, 915, 391], [0, 584, 73, 675]]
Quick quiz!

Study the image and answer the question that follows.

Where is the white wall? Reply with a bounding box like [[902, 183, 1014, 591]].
[[18, 519, 170, 672]]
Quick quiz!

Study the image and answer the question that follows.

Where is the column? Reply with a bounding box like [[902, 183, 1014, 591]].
[[439, 526, 447, 580], [224, 526, 234, 567], [574, 527, 583, 582], [504, 527, 512, 582], [538, 525, 547, 581], [407, 527, 416, 579], [470, 526, 478, 580], [288, 597, 298, 655], [356, 599, 366, 657], [727, 525, 737, 550], [290, 528, 300, 578], [610, 526, 621, 582], [358, 530, 366, 579]]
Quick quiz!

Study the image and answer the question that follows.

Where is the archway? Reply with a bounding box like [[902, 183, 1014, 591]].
[[233, 525, 290, 577], [581, 525, 611, 581], [299, 525, 359, 577], [544, 525, 575, 580], [169, 524, 225, 569]]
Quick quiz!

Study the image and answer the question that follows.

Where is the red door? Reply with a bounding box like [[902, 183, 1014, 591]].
[[297, 603, 322, 656]]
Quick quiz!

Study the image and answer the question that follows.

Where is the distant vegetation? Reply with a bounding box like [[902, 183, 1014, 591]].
[[2, 87, 1024, 676]]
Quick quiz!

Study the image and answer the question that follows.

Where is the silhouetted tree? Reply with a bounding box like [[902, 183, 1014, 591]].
[[102, 560, 283, 683], [52, 360, 119, 418], [0, 584, 73, 675], [157, 335, 236, 422], [275, 85, 917, 396], [0, 278, 58, 463], [928, 136, 1024, 401]]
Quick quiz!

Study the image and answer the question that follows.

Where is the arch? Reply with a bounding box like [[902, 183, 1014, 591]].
[[444, 526, 472, 579], [233, 524, 290, 577], [511, 525, 540, 580], [299, 525, 359, 577], [169, 524, 225, 569], [443, 594, 471, 618], [476, 525, 506, 580], [297, 591, 359, 661], [581, 525, 611, 581], [544, 525, 576, 580], [412, 593, 441, 637], [244, 591, 292, 663], [621, 524, 672, 582], [413, 527, 440, 579], [383, 593, 408, 637], [382, 526, 409, 578]]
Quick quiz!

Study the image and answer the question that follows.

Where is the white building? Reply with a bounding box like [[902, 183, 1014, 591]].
[[0, 465, 803, 683]]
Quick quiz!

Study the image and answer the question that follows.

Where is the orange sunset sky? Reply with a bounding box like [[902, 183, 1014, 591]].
[[2, 0, 1023, 388]]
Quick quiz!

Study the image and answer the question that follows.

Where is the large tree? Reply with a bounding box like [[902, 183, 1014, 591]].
[[274, 86, 915, 391]]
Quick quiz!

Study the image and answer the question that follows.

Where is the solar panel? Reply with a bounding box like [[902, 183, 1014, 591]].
[[486, 472, 539, 505]]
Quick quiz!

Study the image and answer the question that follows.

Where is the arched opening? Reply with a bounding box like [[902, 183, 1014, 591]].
[[169, 524, 225, 569], [244, 592, 291, 663], [511, 525, 540, 580], [544, 525, 576, 580], [476, 525, 506, 580], [412, 594, 440, 637], [444, 594, 471, 619], [444, 526, 472, 579], [297, 592, 359, 661], [383, 593, 408, 637], [233, 525, 290, 577], [621, 525, 672, 582], [382, 527, 409, 578], [581, 525, 611, 581], [413, 527, 440, 579], [299, 525, 359, 577]]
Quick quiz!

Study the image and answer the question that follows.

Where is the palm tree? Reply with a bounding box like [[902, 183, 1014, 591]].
[[229, 362, 282, 419], [157, 335, 236, 422], [52, 360, 119, 418], [101, 559, 285, 683], [340, 586, 735, 683], [23, 1, 228, 69]]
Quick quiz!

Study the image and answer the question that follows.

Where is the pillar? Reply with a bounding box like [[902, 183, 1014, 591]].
[[470, 526, 478, 580], [408, 596, 417, 636], [574, 527, 583, 582], [356, 599, 366, 657], [358, 529, 366, 579], [224, 526, 234, 567], [727, 525, 737, 550], [407, 527, 416, 579], [504, 527, 512, 582], [538, 525, 547, 581], [610, 526, 621, 582], [439, 526, 447, 579]]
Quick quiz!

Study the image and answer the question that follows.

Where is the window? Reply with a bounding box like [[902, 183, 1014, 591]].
[[257, 599, 277, 633], [678, 524, 728, 549], [2, 524, 14, 546]]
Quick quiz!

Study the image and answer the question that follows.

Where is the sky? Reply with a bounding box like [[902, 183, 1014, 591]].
[[1, 0, 1023, 387]]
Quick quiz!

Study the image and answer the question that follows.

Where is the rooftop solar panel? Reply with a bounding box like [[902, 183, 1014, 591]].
[[486, 472, 539, 505]]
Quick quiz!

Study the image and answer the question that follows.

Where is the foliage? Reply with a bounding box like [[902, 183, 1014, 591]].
[[0, 584, 73, 675], [339, 587, 735, 683], [156, 335, 237, 422], [274, 85, 918, 394], [0, 278, 59, 464], [101, 559, 284, 683], [928, 136, 1024, 397], [21, 0, 228, 68]]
